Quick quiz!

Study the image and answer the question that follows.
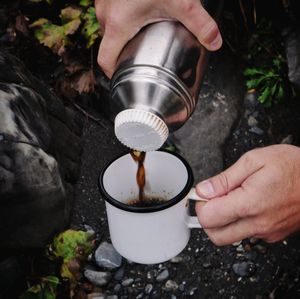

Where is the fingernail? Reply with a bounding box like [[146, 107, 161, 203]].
[[197, 180, 215, 197], [210, 32, 222, 50]]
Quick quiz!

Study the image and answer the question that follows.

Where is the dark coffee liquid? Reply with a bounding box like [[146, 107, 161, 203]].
[[129, 150, 167, 208], [130, 150, 146, 202], [128, 197, 166, 207]]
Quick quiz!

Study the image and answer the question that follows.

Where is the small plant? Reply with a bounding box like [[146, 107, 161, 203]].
[[244, 57, 286, 107]]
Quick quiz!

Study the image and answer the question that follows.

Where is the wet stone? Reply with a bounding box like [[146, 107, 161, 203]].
[[136, 293, 143, 299], [122, 278, 134, 287], [84, 269, 112, 287], [281, 135, 293, 144], [114, 267, 125, 281], [107, 296, 118, 299], [171, 295, 177, 299], [145, 284, 153, 294], [254, 244, 267, 254], [114, 283, 122, 293], [249, 126, 264, 135], [232, 261, 256, 277], [249, 238, 259, 245], [156, 269, 169, 282], [170, 256, 183, 263], [236, 245, 244, 252], [219, 289, 225, 295], [248, 116, 258, 127], [189, 287, 198, 296], [95, 242, 122, 269], [87, 293, 105, 299], [165, 280, 179, 291], [203, 262, 212, 269], [179, 283, 185, 292], [147, 270, 157, 281]]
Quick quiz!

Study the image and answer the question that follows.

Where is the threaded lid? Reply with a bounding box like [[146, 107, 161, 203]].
[[114, 109, 169, 152]]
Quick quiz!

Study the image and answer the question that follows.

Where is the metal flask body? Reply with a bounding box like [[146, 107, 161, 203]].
[[111, 21, 208, 151]]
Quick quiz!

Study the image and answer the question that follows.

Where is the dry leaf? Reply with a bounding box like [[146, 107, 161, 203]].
[[73, 69, 96, 94]]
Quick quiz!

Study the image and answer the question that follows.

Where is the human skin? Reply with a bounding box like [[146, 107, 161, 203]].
[[195, 144, 300, 246], [95, 0, 222, 78]]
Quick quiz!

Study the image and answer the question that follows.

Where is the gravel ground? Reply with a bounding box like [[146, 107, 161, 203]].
[[71, 47, 300, 298]]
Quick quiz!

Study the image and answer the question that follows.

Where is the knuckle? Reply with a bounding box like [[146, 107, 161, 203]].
[[240, 150, 257, 173], [215, 172, 230, 194]]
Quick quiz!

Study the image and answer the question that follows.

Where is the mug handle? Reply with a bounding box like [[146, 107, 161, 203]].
[[187, 188, 208, 229]]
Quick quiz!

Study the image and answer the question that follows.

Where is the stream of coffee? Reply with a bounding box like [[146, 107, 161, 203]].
[[130, 150, 146, 202]]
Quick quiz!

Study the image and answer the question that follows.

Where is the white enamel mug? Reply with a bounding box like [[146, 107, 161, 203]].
[[98, 150, 206, 264]]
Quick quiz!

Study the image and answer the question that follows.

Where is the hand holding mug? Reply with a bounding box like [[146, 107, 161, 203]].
[[195, 144, 300, 245]]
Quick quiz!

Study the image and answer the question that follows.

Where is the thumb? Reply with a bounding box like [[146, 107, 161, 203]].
[[196, 151, 262, 198]]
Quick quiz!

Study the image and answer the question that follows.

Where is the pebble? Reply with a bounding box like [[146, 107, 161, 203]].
[[247, 116, 258, 127], [232, 261, 256, 277], [219, 289, 225, 295], [232, 241, 242, 246], [107, 296, 118, 299], [114, 284, 121, 293], [179, 284, 185, 292], [202, 262, 212, 269], [122, 278, 134, 287], [114, 267, 125, 281], [0, 134, 4, 141], [170, 256, 183, 263], [254, 244, 267, 254], [165, 280, 179, 291], [250, 238, 259, 244], [95, 242, 122, 269], [280, 135, 293, 144], [84, 269, 112, 287], [145, 283, 153, 294], [87, 293, 105, 299], [236, 245, 244, 253], [156, 269, 169, 282], [171, 295, 177, 299], [189, 287, 198, 296], [249, 126, 264, 135], [136, 293, 143, 299]]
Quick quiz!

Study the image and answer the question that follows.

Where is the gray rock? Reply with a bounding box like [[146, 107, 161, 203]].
[[114, 283, 122, 293], [254, 244, 267, 254], [95, 242, 122, 269], [171, 295, 177, 299], [232, 261, 256, 277], [165, 280, 179, 291], [170, 255, 183, 263], [249, 126, 264, 135], [84, 269, 112, 287], [87, 293, 105, 299], [114, 266, 125, 281], [179, 283, 185, 292], [107, 296, 118, 299], [136, 293, 143, 299], [247, 116, 258, 127], [249, 238, 259, 244], [236, 245, 244, 252], [145, 283, 153, 294], [189, 287, 198, 296], [173, 50, 244, 182], [156, 269, 169, 282], [0, 51, 82, 249], [202, 262, 212, 269], [122, 278, 134, 287], [280, 135, 293, 144]]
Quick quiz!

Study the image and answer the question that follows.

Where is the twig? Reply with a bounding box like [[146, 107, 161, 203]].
[[253, 0, 257, 25], [73, 102, 108, 129], [239, 0, 249, 33]]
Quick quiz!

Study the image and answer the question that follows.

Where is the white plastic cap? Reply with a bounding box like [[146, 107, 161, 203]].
[[114, 109, 169, 152]]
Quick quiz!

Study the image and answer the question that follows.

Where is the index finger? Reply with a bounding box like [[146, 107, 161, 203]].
[[195, 186, 256, 228]]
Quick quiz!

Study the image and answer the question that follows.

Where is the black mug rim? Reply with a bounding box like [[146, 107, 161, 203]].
[[98, 149, 194, 213]]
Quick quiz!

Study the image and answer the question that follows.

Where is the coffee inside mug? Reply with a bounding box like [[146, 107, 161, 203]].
[[99, 150, 193, 213]]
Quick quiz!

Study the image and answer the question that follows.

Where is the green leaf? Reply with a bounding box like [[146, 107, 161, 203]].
[[244, 68, 266, 77], [29, 0, 53, 4], [277, 85, 285, 101], [258, 86, 271, 104], [79, 0, 93, 7], [49, 229, 94, 262], [63, 19, 81, 35], [20, 276, 59, 299], [81, 7, 100, 48]]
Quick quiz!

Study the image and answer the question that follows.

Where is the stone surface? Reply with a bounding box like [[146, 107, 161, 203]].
[[156, 269, 169, 282], [173, 50, 244, 182], [0, 51, 82, 249], [95, 242, 122, 269], [84, 269, 112, 287]]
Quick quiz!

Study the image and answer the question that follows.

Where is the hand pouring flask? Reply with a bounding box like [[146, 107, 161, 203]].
[[110, 21, 208, 151]]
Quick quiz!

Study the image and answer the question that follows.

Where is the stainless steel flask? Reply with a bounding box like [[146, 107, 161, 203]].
[[111, 21, 208, 152]]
